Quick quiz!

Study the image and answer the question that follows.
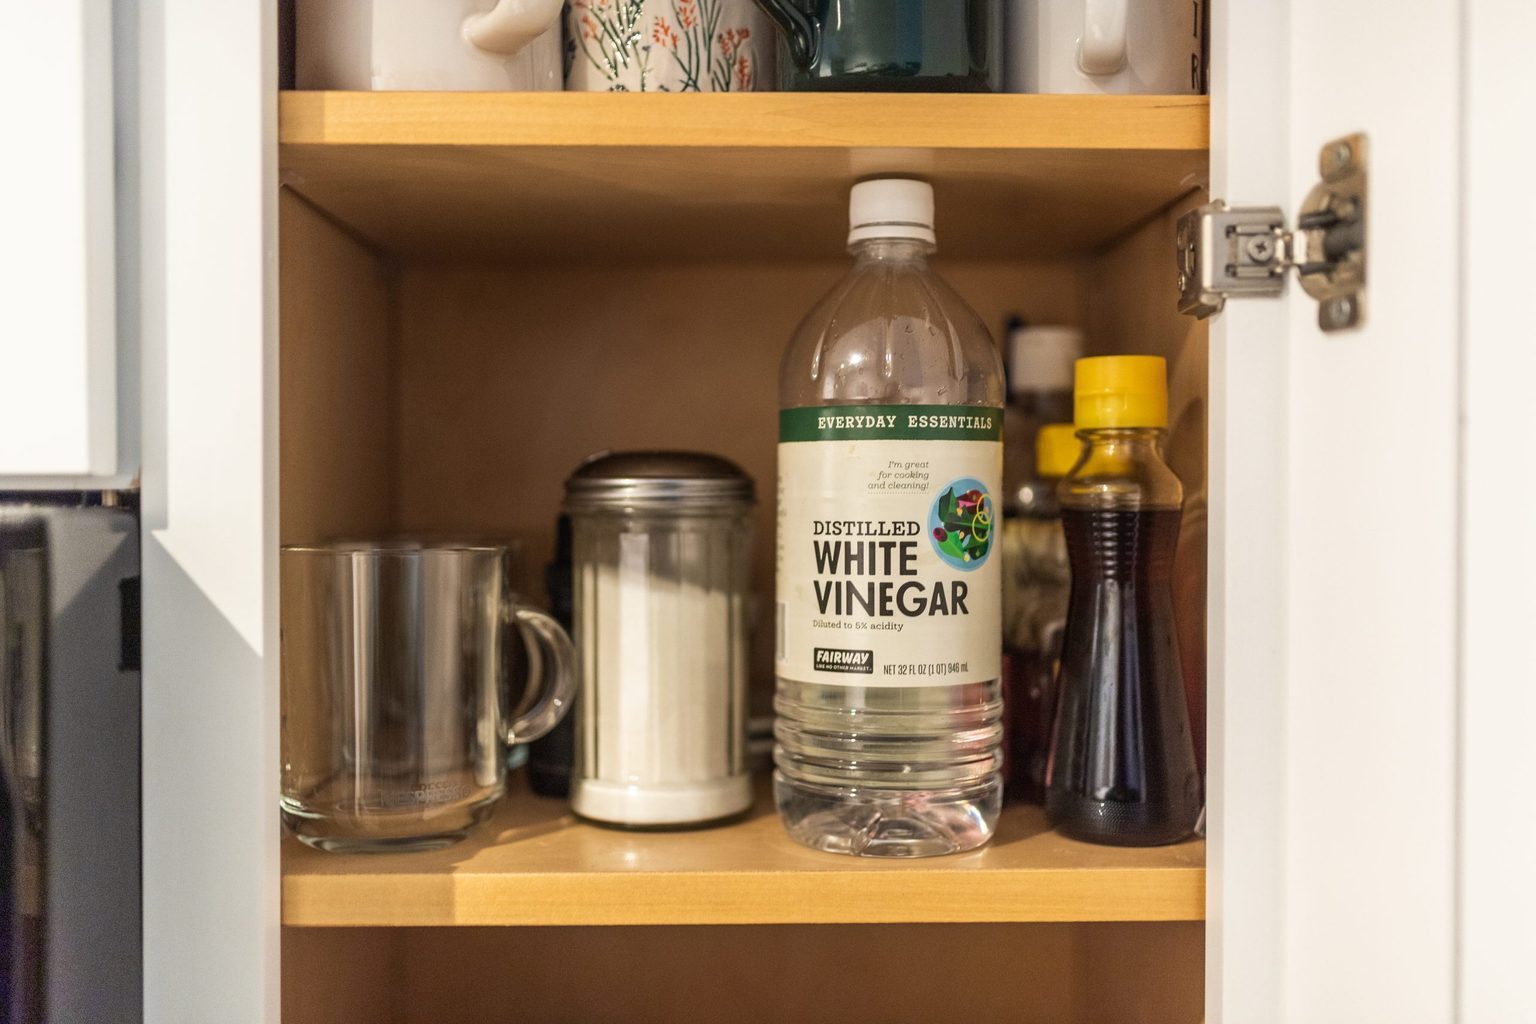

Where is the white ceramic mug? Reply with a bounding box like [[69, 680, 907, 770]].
[[564, 0, 773, 92], [1008, 0, 1205, 94], [296, 0, 564, 91]]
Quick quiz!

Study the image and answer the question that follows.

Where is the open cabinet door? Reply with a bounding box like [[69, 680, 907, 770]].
[[1209, 2, 1468, 1022]]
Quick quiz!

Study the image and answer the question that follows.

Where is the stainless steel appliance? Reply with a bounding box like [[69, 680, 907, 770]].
[[1, 492, 140, 1023]]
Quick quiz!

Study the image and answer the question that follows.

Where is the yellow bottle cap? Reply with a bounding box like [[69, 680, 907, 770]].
[[1035, 423, 1080, 479], [1074, 355, 1169, 429]]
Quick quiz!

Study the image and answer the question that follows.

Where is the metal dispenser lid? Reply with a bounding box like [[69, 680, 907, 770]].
[[563, 451, 755, 513]]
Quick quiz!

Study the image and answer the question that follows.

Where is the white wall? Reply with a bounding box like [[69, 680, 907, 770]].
[[0, 1, 123, 483], [1459, 1, 1536, 1020]]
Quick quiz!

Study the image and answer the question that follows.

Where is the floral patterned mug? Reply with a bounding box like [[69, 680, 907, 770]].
[[564, 0, 774, 91]]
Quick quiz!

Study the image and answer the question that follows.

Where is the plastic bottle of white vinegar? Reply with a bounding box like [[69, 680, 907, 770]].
[[774, 178, 1005, 857]]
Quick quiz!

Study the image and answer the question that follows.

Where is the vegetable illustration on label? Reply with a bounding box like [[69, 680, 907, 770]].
[[930, 478, 994, 569]]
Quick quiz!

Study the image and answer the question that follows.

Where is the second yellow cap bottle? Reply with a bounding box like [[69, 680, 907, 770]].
[[1035, 422, 1081, 479]]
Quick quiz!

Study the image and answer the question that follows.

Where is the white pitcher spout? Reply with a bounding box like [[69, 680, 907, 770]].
[[463, 0, 565, 57]]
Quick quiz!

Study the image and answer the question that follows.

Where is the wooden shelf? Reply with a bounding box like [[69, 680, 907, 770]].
[[280, 91, 1208, 150], [282, 778, 1205, 927], [278, 91, 1208, 261]]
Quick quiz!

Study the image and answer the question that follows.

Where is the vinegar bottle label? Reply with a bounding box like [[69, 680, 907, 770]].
[[776, 405, 1003, 687]]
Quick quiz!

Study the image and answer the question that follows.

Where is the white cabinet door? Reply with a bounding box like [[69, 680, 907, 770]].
[[1210, 1, 1517, 1021], [0, 1, 119, 480]]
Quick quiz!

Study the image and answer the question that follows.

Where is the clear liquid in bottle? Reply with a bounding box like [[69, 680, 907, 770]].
[[774, 179, 1005, 857]]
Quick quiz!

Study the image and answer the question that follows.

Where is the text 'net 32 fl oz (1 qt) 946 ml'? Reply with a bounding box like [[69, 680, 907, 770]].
[[773, 178, 1006, 857]]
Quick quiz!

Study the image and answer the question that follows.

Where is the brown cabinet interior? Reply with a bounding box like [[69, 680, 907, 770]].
[[277, 94, 1209, 1022]]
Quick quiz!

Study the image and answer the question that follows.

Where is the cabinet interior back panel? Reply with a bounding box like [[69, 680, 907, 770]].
[[279, 191, 396, 545], [396, 923, 1203, 1024], [283, 928, 401, 1024], [389, 258, 1086, 705], [277, 198, 1207, 740], [280, 922, 1202, 1024]]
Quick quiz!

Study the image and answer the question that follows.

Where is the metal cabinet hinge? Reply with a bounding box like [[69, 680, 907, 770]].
[[1178, 133, 1368, 332]]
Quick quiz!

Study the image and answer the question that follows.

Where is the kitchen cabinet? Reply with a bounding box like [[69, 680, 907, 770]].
[[0, 1, 124, 481], [269, 91, 1210, 1022], [5, 0, 1528, 1021]]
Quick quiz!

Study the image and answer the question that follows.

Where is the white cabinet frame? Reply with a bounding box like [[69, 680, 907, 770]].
[[135, 1, 281, 1021]]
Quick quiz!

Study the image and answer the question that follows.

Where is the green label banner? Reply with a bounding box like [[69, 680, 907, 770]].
[[780, 405, 1003, 443]]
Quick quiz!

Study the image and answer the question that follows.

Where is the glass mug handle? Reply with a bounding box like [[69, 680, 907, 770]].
[[502, 605, 577, 745]]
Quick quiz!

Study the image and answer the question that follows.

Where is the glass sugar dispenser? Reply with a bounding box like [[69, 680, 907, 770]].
[[564, 451, 756, 829]]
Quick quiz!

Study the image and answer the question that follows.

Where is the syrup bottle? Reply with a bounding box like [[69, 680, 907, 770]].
[[1045, 356, 1201, 845]]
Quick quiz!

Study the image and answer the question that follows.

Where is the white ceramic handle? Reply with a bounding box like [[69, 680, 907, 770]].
[[1078, 0, 1128, 75], [463, 0, 564, 57]]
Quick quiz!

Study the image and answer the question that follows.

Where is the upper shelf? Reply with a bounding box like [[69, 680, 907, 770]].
[[278, 92, 1209, 262], [282, 779, 1205, 928]]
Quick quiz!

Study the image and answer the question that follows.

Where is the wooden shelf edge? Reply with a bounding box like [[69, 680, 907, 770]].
[[283, 863, 1206, 928], [279, 91, 1210, 152], [282, 781, 1206, 928]]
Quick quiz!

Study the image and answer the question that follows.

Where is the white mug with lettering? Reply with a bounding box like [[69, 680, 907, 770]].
[[1008, 0, 1205, 95]]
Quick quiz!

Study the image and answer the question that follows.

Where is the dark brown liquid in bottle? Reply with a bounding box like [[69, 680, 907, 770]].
[[1046, 507, 1201, 845]]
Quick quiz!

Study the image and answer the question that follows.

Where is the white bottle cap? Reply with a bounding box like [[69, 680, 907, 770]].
[[847, 178, 937, 246], [1008, 324, 1085, 395]]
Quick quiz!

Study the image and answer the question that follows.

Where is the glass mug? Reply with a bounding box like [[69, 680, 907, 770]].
[[281, 543, 576, 852]]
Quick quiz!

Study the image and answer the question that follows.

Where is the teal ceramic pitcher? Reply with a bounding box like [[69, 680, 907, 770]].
[[751, 0, 1002, 91]]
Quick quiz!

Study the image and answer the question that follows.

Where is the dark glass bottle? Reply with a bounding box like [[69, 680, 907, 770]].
[[1000, 323, 1081, 802], [1001, 421, 1076, 802], [528, 514, 576, 797], [1045, 356, 1201, 846], [753, 0, 1002, 93]]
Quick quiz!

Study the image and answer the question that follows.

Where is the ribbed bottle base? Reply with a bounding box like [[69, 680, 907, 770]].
[[773, 772, 1001, 857], [772, 679, 1003, 858]]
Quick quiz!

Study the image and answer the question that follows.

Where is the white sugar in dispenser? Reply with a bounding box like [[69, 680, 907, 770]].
[[564, 451, 755, 828]]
